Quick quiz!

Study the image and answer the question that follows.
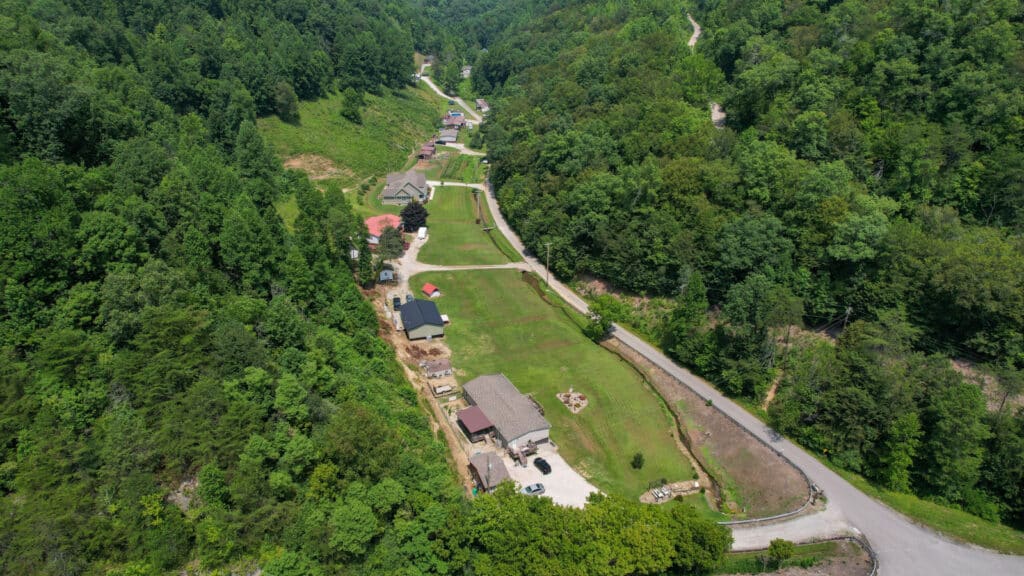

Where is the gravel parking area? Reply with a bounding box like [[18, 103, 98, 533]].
[[504, 444, 600, 508]]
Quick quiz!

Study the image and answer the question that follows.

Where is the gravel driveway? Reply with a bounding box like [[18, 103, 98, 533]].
[[504, 443, 600, 508]]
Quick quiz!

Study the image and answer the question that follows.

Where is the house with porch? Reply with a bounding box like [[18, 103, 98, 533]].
[[381, 171, 429, 205]]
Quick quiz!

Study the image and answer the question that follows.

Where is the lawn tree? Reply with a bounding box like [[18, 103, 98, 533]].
[[400, 200, 429, 231], [378, 226, 404, 261], [631, 452, 645, 470]]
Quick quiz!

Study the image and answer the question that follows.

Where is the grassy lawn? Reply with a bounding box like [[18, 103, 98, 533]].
[[412, 269, 697, 499], [827, 464, 1024, 554], [714, 541, 840, 574], [259, 85, 444, 182], [417, 186, 520, 265]]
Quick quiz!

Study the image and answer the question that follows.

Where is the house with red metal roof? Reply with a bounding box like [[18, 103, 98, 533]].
[[422, 283, 441, 297], [365, 214, 402, 245]]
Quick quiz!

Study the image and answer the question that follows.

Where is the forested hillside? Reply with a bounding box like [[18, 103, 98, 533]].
[[477, 0, 1024, 528], [0, 1, 730, 574]]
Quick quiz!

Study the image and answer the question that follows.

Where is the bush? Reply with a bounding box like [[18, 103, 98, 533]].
[[631, 452, 645, 470]]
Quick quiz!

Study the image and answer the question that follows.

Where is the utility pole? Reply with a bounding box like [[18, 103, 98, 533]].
[[544, 242, 552, 286]]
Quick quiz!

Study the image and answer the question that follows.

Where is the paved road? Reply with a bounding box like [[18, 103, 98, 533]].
[[482, 172, 1024, 575], [418, 73, 483, 123], [418, 57, 1024, 574]]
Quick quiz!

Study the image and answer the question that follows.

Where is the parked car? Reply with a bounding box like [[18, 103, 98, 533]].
[[533, 458, 552, 475], [406, 294, 414, 303], [447, 99, 455, 105], [392, 297, 402, 310], [521, 483, 545, 496]]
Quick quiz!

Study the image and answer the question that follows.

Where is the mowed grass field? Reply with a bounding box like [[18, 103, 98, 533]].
[[417, 186, 520, 265], [259, 85, 444, 181], [413, 269, 696, 498]]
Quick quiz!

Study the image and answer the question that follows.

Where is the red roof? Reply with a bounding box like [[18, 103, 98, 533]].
[[365, 214, 401, 237], [458, 406, 494, 434], [422, 283, 440, 295]]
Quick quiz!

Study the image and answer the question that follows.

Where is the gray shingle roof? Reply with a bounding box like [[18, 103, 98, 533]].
[[463, 374, 550, 443], [383, 170, 427, 198], [469, 452, 509, 491], [400, 299, 443, 331]]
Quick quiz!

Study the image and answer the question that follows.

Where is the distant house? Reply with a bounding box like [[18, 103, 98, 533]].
[[463, 374, 551, 449], [378, 269, 395, 283], [422, 358, 453, 378], [461, 65, 472, 79], [442, 113, 466, 129], [381, 171, 429, 205], [422, 283, 441, 297], [475, 99, 490, 113], [400, 299, 444, 340], [469, 452, 509, 493], [364, 214, 402, 245], [418, 142, 436, 160], [458, 406, 494, 443], [437, 129, 459, 144]]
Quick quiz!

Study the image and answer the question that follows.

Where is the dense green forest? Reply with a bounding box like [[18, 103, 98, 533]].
[[476, 0, 1024, 527], [0, 1, 730, 574]]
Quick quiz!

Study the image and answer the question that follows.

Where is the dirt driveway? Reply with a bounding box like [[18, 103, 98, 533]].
[[503, 443, 600, 508]]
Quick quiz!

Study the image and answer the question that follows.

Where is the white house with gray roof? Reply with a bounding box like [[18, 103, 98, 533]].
[[462, 374, 551, 448]]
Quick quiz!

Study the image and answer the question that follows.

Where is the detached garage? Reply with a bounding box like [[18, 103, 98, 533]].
[[463, 374, 551, 449]]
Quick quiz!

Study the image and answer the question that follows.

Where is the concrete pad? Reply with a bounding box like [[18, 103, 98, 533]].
[[503, 443, 600, 508]]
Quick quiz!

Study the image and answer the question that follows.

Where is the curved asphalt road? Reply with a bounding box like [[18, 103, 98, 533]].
[[416, 68, 1024, 574], [478, 174, 1024, 574]]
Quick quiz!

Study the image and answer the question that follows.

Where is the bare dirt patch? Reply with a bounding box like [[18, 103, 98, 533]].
[[604, 338, 808, 519], [283, 154, 356, 180], [951, 358, 1022, 413]]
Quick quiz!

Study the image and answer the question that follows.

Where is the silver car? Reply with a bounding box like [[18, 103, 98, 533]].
[[521, 483, 545, 496]]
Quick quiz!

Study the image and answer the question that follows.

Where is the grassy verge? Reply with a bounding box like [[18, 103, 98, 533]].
[[417, 186, 520, 266], [258, 85, 444, 181], [826, 463, 1024, 554], [412, 269, 700, 500], [714, 541, 841, 574]]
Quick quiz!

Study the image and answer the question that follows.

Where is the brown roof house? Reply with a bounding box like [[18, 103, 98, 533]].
[[422, 358, 453, 378], [463, 374, 551, 449], [475, 99, 490, 113], [381, 170, 429, 205], [442, 112, 466, 129], [458, 405, 494, 443], [469, 451, 509, 493]]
